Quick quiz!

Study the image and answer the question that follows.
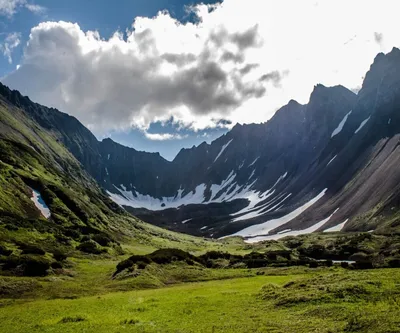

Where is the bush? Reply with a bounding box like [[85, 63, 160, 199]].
[[388, 258, 400, 268], [148, 248, 196, 264], [137, 261, 148, 270], [309, 261, 319, 268], [53, 251, 67, 262], [51, 261, 63, 269], [341, 262, 349, 269], [91, 234, 112, 247], [22, 255, 51, 276], [116, 259, 134, 273], [76, 241, 104, 254], [3, 255, 51, 276], [0, 245, 12, 256], [19, 244, 45, 255]]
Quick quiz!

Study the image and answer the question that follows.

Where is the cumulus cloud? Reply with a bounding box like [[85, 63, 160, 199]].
[[3, 0, 400, 134], [0, 32, 21, 63], [0, 0, 45, 16]]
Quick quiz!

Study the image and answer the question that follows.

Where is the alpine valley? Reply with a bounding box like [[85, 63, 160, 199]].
[[6, 48, 397, 241], [2, 48, 400, 333]]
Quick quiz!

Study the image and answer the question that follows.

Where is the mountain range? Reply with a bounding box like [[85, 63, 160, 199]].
[[1, 48, 400, 243]]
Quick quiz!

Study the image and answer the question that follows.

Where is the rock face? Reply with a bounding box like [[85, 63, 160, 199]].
[[2, 48, 400, 240]]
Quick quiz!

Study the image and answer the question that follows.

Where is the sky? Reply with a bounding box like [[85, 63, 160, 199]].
[[0, 0, 399, 160]]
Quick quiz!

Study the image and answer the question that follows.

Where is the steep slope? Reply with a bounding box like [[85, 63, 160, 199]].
[[0, 84, 222, 263]]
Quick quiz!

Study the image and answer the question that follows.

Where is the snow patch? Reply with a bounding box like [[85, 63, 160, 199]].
[[354, 116, 370, 134], [105, 167, 109, 176], [214, 139, 233, 163], [324, 219, 348, 232], [331, 110, 352, 138], [327, 155, 337, 166], [108, 183, 207, 211], [210, 171, 236, 201], [231, 193, 291, 223], [31, 189, 51, 219], [248, 157, 259, 167], [271, 172, 288, 189], [248, 169, 256, 180], [181, 219, 192, 224], [229, 188, 328, 240], [107, 154, 110, 160], [245, 206, 338, 243]]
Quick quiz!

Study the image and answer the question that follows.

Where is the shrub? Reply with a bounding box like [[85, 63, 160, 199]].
[[341, 262, 349, 269], [0, 245, 12, 256], [20, 244, 45, 255], [76, 241, 104, 254], [51, 261, 63, 269], [148, 248, 195, 264], [22, 255, 51, 276], [309, 261, 319, 268], [388, 258, 400, 268], [3, 255, 51, 276], [246, 259, 270, 268], [137, 261, 147, 269], [91, 234, 112, 247], [53, 251, 67, 262]]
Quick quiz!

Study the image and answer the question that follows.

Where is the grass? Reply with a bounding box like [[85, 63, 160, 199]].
[[1, 267, 400, 332]]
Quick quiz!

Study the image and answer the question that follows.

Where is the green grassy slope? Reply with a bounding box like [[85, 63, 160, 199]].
[[1, 267, 399, 333], [0, 84, 251, 272]]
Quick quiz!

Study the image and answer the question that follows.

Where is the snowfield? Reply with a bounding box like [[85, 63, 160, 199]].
[[331, 110, 352, 138], [227, 188, 328, 241]]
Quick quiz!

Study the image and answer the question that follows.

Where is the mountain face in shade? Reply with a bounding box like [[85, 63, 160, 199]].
[[2, 48, 400, 242]]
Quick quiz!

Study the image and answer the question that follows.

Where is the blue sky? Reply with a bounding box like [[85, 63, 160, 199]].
[[0, 0, 396, 160]]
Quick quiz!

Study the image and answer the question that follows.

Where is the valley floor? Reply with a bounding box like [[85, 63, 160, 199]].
[[1, 264, 400, 333]]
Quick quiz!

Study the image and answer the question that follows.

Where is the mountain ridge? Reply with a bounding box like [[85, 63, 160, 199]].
[[1, 48, 400, 241]]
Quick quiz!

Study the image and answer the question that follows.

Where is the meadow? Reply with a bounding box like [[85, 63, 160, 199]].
[[1, 258, 400, 333]]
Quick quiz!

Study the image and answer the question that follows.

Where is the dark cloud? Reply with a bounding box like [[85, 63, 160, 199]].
[[259, 70, 289, 87], [239, 63, 259, 75], [231, 25, 261, 50], [220, 51, 244, 63], [4, 21, 267, 131], [161, 53, 197, 66], [374, 32, 383, 44]]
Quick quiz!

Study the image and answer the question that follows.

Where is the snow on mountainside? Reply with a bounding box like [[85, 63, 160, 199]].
[[109, 48, 400, 240], [2, 48, 400, 242]]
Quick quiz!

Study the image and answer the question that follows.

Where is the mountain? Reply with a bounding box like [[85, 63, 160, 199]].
[[2, 48, 400, 243], [103, 48, 400, 240], [0, 82, 220, 265]]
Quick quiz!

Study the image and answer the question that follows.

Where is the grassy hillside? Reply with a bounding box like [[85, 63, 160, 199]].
[[0, 83, 253, 278]]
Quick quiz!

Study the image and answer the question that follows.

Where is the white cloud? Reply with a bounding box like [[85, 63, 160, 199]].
[[144, 132, 187, 141], [0, 0, 24, 16], [0, 0, 45, 17], [0, 32, 21, 63], [3, 0, 400, 134], [24, 3, 45, 14]]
